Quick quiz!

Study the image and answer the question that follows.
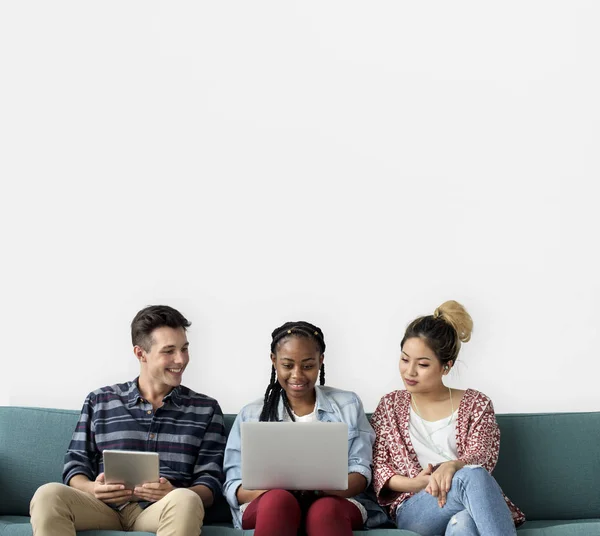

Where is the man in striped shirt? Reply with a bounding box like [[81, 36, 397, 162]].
[[30, 305, 227, 536]]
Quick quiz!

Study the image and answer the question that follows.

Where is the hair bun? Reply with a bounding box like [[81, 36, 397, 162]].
[[434, 300, 473, 343]]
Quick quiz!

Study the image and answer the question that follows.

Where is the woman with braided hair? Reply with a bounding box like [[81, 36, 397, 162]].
[[371, 301, 525, 535], [223, 321, 380, 536]]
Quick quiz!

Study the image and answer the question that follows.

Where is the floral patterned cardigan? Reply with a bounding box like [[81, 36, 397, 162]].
[[370, 388, 525, 525]]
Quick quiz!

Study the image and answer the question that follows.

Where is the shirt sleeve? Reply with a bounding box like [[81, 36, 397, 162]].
[[459, 395, 500, 472], [370, 397, 401, 502], [63, 394, 99, 485], [191, 401, 227, 498], [222, 410, 244, 509], [346, 393, 375, 486]]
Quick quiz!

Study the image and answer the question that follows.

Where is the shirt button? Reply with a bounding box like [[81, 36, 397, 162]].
[[149, 433, 155, 439], [147, 410, 152, 415]]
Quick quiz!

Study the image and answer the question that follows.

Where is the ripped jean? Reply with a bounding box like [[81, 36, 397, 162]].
[[395, 467, 516, 536]]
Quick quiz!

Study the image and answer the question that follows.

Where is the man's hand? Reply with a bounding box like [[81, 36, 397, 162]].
[[134, 477, 175, 503], [426, 461, 459, 508], [93, 473, 133, 505]]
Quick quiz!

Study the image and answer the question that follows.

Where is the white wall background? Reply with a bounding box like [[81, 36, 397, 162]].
[[1, 1, 598, 414]]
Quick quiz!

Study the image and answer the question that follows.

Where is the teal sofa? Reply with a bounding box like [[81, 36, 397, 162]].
[[1, 406, 599, 535]]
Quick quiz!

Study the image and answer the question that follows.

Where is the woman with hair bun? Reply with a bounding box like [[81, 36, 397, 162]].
[[371, 301, 525, 535]]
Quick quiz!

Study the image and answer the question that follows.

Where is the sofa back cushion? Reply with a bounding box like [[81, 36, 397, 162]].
[[494, 412, 600, 521], [0, 406, 79, 516], [2, 407, 600, 521]]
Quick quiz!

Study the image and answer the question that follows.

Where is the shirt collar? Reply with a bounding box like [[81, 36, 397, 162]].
[[127, 378, 143, 408], [164, 386, 182, 408], [314, 385, 334, 413], [127, 377, 182, 408]]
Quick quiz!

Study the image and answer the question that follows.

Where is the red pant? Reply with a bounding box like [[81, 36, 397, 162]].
[[242, 489, 363, 536]]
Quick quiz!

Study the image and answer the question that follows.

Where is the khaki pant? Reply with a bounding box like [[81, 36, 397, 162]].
[[30, 483, 204, 536]]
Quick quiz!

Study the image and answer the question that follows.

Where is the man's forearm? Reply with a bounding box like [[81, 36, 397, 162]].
[[68, 474, 95, 494], [189, 484, 214, 507]]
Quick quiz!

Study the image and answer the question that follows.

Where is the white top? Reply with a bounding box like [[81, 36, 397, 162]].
[[283, 407, 318, 422], [409, 407, 458, 468]]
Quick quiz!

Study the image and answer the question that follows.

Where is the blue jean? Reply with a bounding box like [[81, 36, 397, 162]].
[[395, 467, 516, 536]]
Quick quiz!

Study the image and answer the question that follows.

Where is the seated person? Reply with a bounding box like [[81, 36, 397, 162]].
[[223, 321, 377, 536], [371, 300, 525, 536], [30, 305, 226, 536]]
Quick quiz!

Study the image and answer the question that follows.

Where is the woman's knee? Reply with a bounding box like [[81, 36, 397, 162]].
[[454, 466, 495, 487], [248, 490, 301, 534], [445, 510, 478, 536], [306, 496, 345, 520], [259, 489, 300, 512], [306, 496, 362, 535]]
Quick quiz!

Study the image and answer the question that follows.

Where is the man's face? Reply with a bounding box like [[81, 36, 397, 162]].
[[138, 326, 189, 390]]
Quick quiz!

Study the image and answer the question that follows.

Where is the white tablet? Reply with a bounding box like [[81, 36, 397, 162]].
[[103, 450, 159, 492]]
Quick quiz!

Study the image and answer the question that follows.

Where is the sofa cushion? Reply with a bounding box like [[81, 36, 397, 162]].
[[0, 517, 421, 535], [494, 412, 600, 521], [0, 517, 242, 535], [0, 407, 79, 516], [516, 519, 600, 535], [223, 415, 236, 435]]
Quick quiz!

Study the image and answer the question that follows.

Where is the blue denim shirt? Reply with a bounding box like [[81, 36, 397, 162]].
[[223, 385, 376, 529]]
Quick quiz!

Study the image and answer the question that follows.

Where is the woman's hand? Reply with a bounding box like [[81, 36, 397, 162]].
[[416, 463, 434, 491], [236, 486, 267, 505], [322, 473, 367, 498], [385, 464, 433, 494], [426, 461, 464, 507]]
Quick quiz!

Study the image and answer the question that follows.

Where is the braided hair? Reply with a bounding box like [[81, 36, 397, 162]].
[[259, 321, 326, 422]]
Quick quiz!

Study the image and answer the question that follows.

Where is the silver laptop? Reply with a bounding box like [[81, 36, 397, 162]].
[[241, 422, 348, 490]]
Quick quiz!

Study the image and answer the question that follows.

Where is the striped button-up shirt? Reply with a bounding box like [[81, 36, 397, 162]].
[[63, 379, 226, 506]]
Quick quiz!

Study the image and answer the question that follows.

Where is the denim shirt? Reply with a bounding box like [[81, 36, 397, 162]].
[[223, 385, 377, 529]]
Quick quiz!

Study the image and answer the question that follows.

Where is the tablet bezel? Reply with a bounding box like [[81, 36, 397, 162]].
[[103, 449, 160, 494]]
